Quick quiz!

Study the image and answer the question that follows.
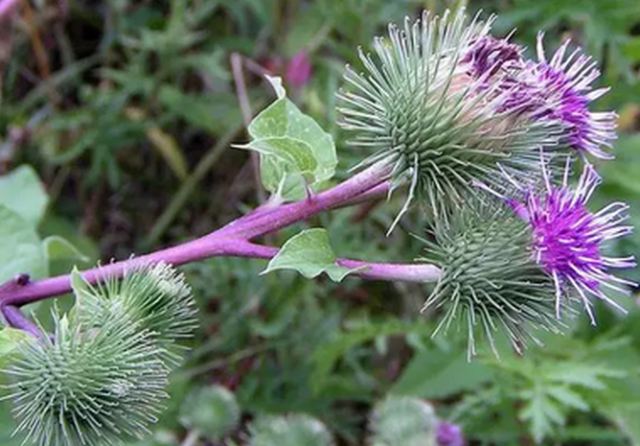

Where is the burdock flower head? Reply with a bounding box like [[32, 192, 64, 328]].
[[419, 194, 562, 357], [506, 34, 617, 159], [338, 10, 560, 220], [505, 159, 636, 322]]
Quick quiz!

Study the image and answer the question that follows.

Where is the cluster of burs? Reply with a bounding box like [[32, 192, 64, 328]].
[[339, 10, 633, 356], [1, 8, 635, 446], [182, 387, 448, 446]]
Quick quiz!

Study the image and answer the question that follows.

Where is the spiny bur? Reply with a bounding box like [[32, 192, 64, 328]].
[[369, 396, 437, 446]]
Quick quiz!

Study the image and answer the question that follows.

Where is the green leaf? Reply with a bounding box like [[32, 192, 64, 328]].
[[262, 228, 358, 282], [259, 156, 307, 200], [242, 137, 318, 181], [0, 328, 31, 368], [392, 346, 494, 399], [0, 165, 48, 225], [607, 405, 640, 446], [242, 76, 337, 201], [547, 385, 589, 411], [310, 319, 433, 393], [520, 382, 565, 444], [546, 362, 624, 390], [43, 236, 90, 263], [0, 205, 46, 283], [265, 74, 286, 99]]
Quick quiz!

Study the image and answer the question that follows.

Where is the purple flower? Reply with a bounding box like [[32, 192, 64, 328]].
[[506, 34, 617, 158], [286, 51, 312, 88], [513, 161, 635, 321], [436, 421, 464, 446], [462, 35, 523, 79]]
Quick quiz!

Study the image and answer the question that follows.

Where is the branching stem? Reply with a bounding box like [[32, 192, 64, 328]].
[[0, 163, 442, 320]]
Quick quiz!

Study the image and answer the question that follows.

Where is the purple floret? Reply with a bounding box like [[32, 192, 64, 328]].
[[462, 35, 523, 79], [436, 421, 465, 446], [504, 34, 617, 158], [518, 161, 635, 320]]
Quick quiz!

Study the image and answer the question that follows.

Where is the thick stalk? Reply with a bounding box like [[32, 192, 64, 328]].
[[2, 306, 42, 338], [214, 162, 391, 240], [0, 163, 440, 309], [0, 238, 440, 308]]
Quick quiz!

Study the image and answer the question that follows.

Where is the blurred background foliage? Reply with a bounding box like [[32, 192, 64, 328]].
[[1, 0, 640, 444]]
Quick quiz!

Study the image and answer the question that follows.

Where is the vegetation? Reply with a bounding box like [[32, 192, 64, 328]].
[[1, 0, 640, 445]]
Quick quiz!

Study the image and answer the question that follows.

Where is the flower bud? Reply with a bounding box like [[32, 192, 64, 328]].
[[436, 421, 464, 446], [4, 313, 169, 446], [286, 51, 312, 88], [370, 396, 437, 445], [74, 262, 198, 365]]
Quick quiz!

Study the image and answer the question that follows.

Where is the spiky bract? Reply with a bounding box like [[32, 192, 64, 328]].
[[420, 196, 564, 357], [249, 415, 334, 446], [338, 9, 558, 216], [369, 396, 436, 446], [4, 313, 169, 446], [74, 262, 198, 364]]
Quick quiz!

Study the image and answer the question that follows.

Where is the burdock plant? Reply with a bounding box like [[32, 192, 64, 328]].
[[0, 8, 634, 446]]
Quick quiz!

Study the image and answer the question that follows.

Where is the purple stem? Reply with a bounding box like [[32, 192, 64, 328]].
[[230, 242, 442, 282], [2, 306, 42, 338], [0, 163, 441, 310], [213, 162, 391, 240]]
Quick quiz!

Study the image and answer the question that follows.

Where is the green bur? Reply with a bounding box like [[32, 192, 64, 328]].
[[369, 396, 437, 446], [420, 195, 564, 357], [249, 414, 334, 446], [3, 262, 198, 446], [180, 385, 240, 441], [339, 9, 559, 220], [4, 313, 168, 446], [72, 263, 198, 365]]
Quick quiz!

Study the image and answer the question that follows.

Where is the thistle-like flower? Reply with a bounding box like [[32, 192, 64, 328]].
[[4, 312, 169, 446], [338, 10, 559, 220], [506, 34, 617, 159], [419, 195, 563, 357], [505, 161, 635, 322]]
